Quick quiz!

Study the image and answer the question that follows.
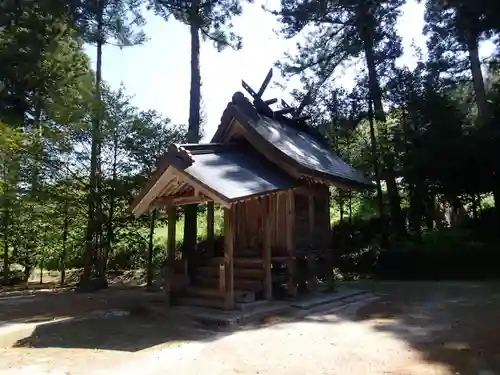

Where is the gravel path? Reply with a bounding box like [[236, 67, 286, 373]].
[[2, 299, 442, 375], [2, 283, 499, 375], [149, 301, 451, 375]]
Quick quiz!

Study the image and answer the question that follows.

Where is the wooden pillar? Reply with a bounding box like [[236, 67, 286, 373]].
[[165, 206, 176, 306], [325, 187, 335, 290], [262, 197, 272, 300], [286, 190, 297, 297], [223, 206, 235, 309], [308, 194, 317, 292], [207, 201, 214, 256]]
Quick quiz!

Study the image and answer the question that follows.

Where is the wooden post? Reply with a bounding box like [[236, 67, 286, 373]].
[[165, 206, 176, 306], [286, 190, 297, 297], [223, 206, 235, 309], [262, 197, 272, 300], [207, 201, 214, 256], [325, 187, 334, 291], [308, 194, 317, 292], [218, 262, 226, 293]]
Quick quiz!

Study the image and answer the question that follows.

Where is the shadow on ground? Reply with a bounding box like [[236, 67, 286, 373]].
[[350, 281, 500, 375], [11, 307, 219, 352], [2, 281, 500, 375]]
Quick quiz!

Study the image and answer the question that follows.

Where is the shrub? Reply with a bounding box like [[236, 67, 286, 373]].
[[332, 217, 500, 281]]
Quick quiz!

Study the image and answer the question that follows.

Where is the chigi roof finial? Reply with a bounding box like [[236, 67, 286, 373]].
[[241, 68, 312, 123]]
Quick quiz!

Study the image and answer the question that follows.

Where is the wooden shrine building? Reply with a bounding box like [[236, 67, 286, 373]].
[[131, 70, 373, 309]]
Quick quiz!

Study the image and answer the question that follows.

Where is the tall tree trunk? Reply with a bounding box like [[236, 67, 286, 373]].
[[103, 130, 119, 277], [27, 98, 43, 271], [2, 159, 10, 285], [146, 210, 157, 287], [60, 187, 69, 286], [348, 191, 352, 225], [465, 32, 500, 227], [401, 108, 422, 241], [368, 98, 385, 218], [358, 12, 406, 240], [467, 35, 488, 125], [367, 98, 389, 246], [81, 2, 104, 286], [2, 203, 9, 285], [183, 2, 201, 268], [339, 192, 344, 222]]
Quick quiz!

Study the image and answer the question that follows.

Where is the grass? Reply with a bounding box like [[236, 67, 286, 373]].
[[153, 206, 225, 246]]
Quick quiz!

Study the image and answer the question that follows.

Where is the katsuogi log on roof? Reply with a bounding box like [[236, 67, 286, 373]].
[[212, 91, 373, 190]]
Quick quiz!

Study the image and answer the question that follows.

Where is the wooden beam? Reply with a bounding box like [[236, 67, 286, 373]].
[[165, 206, 177, 306], [223, 206, 235, 309], [257, 68, 273, 97], [308, 194, 317, 292], [286, 190, 297, 297], [207, 201, 215, 257], [172, 169, 230, 208], [153, 195, 209, 207], [262, 197, 272, 300], [132, 167, 174, 217]]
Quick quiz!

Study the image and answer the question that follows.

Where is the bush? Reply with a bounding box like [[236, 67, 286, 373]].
[[374, 230, 500, 280], [332, 217, 500, 281]]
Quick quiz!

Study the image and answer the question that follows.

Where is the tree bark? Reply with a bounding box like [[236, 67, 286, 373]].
[[2, 204, 9, 285], [2, 159, 9, 285], [103, 128, 119, 277], [183, 1, 201, 267], [339, 193, 344, 222], [60, 189, 69, 287], [467, 34, 488, 125], [81, 1, 104, 285], [358, 11, 406, 240]]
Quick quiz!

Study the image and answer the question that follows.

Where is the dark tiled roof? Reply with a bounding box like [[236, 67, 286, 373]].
[[212, 92, 374, 189], [179, 143, 295, 201]]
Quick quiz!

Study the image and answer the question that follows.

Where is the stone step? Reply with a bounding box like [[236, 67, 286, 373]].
[[290, 289, 371, 310]]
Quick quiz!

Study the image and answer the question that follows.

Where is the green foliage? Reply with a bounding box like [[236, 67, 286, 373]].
[[150, 0, 248, 51]]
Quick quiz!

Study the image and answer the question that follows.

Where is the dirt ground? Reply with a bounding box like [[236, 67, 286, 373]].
[[1, 281, 499, 375]]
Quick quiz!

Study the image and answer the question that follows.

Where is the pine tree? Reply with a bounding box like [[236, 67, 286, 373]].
[[271, 0, 407, 240], [150, 0, 248, 261]]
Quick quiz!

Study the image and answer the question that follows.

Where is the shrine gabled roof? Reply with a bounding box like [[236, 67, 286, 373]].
[[130, 142, 295, 217], [211, 92, 374, 189], [176, 143, 295, 200]]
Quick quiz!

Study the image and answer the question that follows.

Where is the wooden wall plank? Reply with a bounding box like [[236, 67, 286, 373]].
[[262, 196, 272, 300], [224, 206, 235, 309], [308, 194, 317, 291], [286, 190, 297, 297]]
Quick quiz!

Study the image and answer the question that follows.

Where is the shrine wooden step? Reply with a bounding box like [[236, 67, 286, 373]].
[[198, 277, 264, 292], [186, 285, 256, 304], [185, 286, 224, 299], [176, 297, 227, 310]]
